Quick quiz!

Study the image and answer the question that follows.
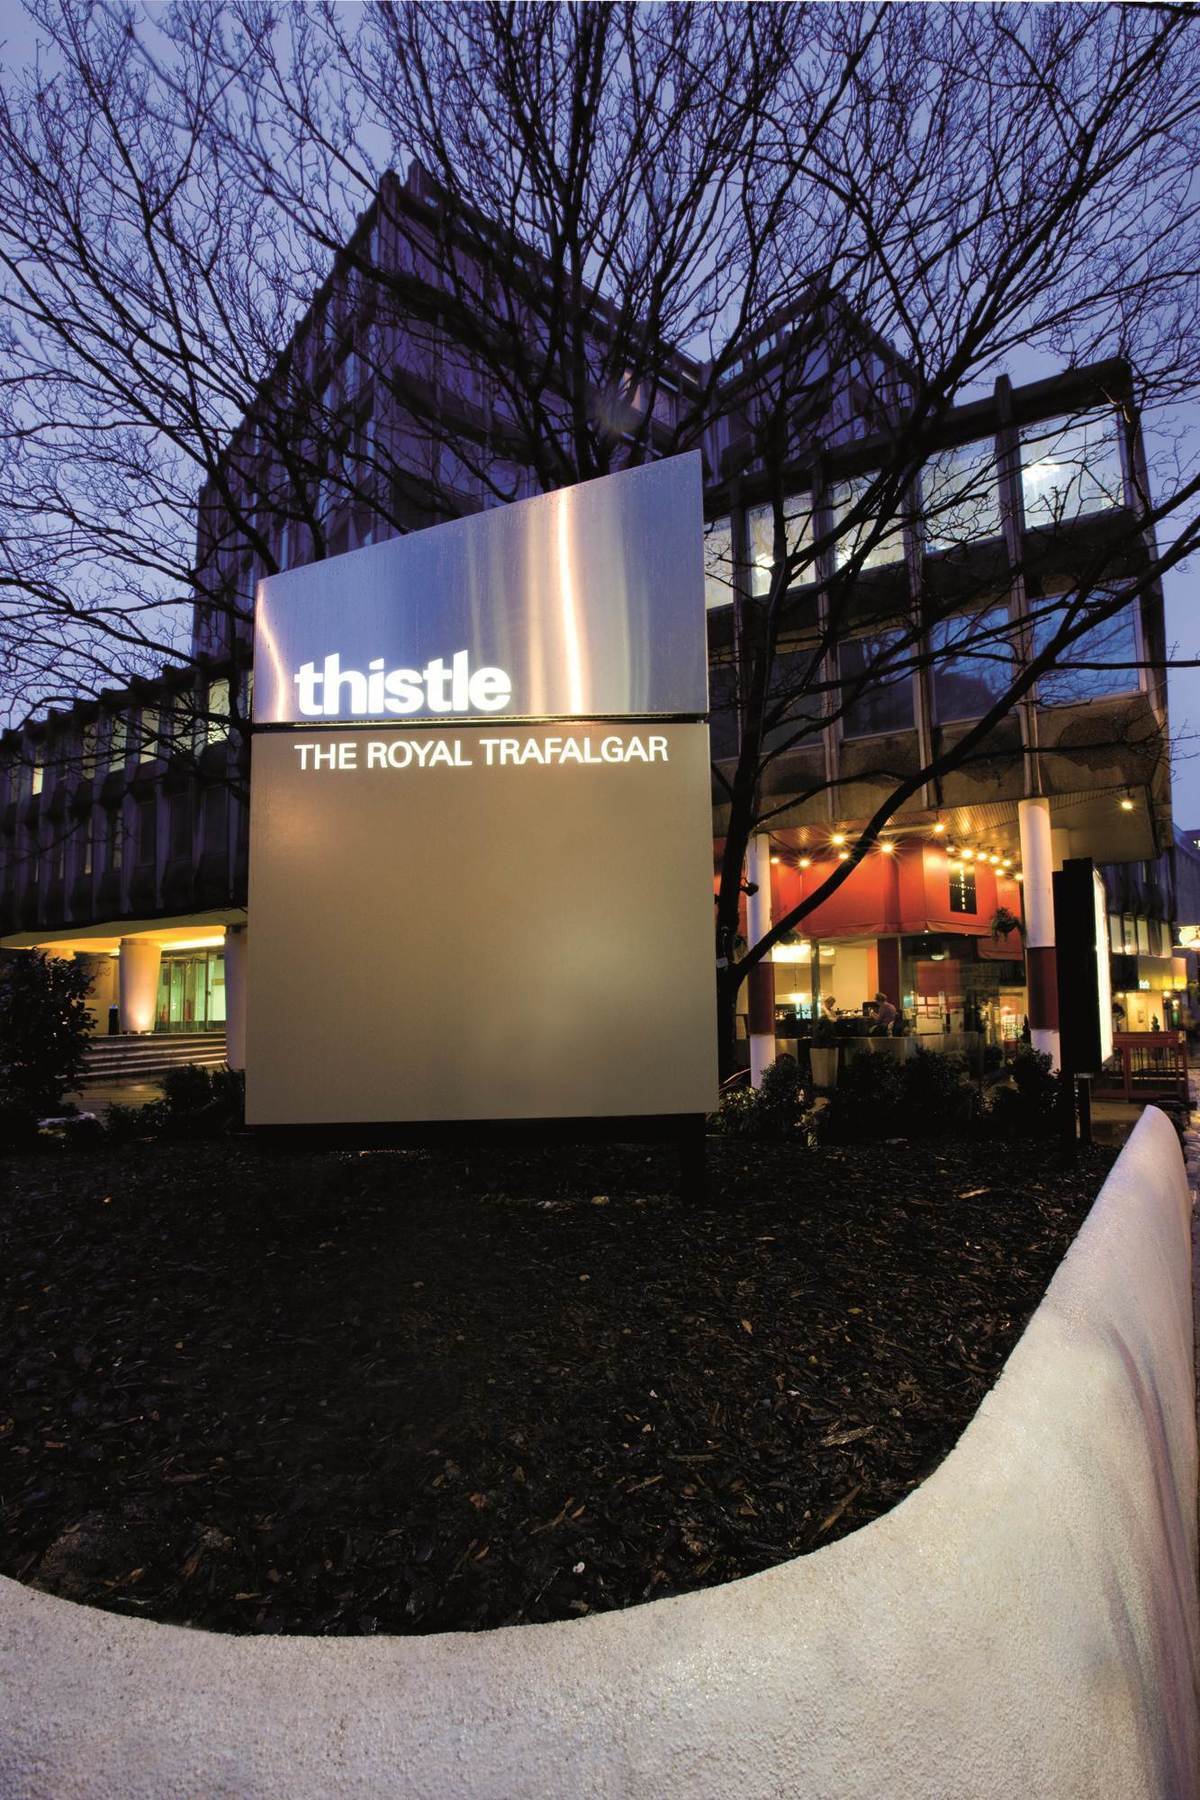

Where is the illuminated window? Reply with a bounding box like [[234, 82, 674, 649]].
[[704, 517, 734, 610], [931, 606, 1014, 723], [1031, 596, 1139, 705], [746, 493, 814, 595], [921, 441, 1001, 551], [138, 708, 158, 762], [839, 632, 915, 738], [831, 475, 906, 570], [30, 757, 43, 797], [1020, 413, 1124, 527], [206, 678, 231, 745]]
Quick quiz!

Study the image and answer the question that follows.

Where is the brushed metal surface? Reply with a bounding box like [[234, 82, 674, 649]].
[[245, 724, 718, 1125], [254, 455, 708, 725]]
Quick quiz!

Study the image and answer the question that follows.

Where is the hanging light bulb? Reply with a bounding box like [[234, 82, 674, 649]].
[[797, 856, 811, 870]]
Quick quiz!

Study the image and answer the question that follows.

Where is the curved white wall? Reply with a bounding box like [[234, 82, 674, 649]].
[[1, 1108, 1196, 1799]]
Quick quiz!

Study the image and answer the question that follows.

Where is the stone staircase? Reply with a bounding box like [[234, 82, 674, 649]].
[[80, 1031, 228, 1084]]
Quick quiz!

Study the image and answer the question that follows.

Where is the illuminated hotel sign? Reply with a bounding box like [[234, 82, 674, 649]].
[[253, 455, 709, 726], [245, 455, 717, 1128]]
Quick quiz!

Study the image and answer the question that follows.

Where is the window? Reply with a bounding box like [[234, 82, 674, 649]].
[[168, 792, 191, 859], [746, 493, 814, 596], [82, 820, 93, 877], [838, 632, 915, 738], [704, 516, 735, 610], [949, 866, 977, 913], [30, 756, 43, 797], [921, 440, 1001, 551], [108, 715, 127, 771], [1031, 596, 1140, 706], [107, 810, 123, 873], [206, 678, 231, 745], [1020, 413, 1124, 527], [138, 708, 158, 762], [831, 475, 906, 570], [931, 606, 1014, 723], [80, 722, 98, 777], [136, 798, 157, 866]]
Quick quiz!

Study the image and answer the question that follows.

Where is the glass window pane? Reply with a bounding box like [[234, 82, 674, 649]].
[[839, 632, 915, 738], [746, 493, 814, 595], [1032, 596, 1139, 705], [704, 517, 734, 610], [931, 606, 1014, 723], [138, 708, 158, 762], [832, 476, 906, 570], [1021, 413, 1124, 526], [922, 440, 1001, 551], [206, 678, 231, 744]]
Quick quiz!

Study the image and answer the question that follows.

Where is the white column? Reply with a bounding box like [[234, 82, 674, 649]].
[[1018, 798, 1060, 1068], [118, 936, 161, 1035], [746, 833, 775, 1088], [224, 926, 246, 1072]]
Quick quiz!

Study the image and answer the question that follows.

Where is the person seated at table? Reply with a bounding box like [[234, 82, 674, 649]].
[[870, 990, 897, 1035], [819, 993, 839, 1023]]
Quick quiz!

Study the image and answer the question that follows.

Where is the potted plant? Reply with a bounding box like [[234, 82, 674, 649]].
[[809, 1015, 840, 1088]]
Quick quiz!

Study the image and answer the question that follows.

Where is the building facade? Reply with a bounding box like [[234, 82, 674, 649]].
[[0, 168, 1177, 1077]]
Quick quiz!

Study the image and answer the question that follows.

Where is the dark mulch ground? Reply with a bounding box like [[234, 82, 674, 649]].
[[0, 1136, 1114, 1636]]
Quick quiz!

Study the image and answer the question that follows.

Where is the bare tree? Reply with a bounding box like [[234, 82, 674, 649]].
[[3, 1, 1200, 1072]]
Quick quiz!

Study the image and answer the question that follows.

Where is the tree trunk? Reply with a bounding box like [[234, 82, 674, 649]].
[[716, 964, 743, 1085]]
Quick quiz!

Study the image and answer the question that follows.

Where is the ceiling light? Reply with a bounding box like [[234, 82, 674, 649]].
[[988, 854, 1000, 865], [932, 822, 946, 835], [879, 840, 895, 854], [797, 857, 811, 870], [1120, 797, 1135, 812], [1001, 858, 1012, 868], [770, 855, 780, 864], [837, 851, 850, 862], [831, 832, 846, 846]]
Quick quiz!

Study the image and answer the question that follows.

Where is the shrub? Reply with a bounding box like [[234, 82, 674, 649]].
[[902, 1048, 980, 1137], [822, 1049, 906, 1141], [105, 1063, 246, 1141], [0, 949, 94, 1143], [987, 1046, 1062, 1140], [712, 1058, 815, 1140]]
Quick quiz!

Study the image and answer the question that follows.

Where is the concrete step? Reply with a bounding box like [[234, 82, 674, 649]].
[[81, 1033, 228, 1083]]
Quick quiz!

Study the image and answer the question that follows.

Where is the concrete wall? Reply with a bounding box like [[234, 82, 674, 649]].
[[1, 1108, 1195, 1799]]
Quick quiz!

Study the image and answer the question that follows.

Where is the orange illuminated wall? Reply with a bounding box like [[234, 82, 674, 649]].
[[765, 846, 1024, 944]]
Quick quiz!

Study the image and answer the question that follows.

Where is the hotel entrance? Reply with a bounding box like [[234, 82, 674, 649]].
[[155, 948, 226, 1032]]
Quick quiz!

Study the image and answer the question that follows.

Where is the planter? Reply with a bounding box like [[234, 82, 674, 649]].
[[809, 1044, 839, 1087], [0, 1110, 1194, 1799]]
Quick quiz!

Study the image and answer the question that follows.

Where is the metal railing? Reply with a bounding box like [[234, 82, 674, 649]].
[[1093, 1030, 1189, 1103]]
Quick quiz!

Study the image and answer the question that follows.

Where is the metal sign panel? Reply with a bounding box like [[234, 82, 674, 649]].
[[245, 724, 717, 1125], [253, 454, 708, 726], [245, 458, 716, 1128]]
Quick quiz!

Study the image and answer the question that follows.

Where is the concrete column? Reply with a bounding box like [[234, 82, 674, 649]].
[[224, 926, 246, 1072], [118, 937, 161, 1035], [745, 834, 775, 1088], [1018, 798, 1060, 1067]]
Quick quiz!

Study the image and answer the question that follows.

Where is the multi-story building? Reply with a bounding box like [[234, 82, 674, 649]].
[[0, 167, 1176, 1076]]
